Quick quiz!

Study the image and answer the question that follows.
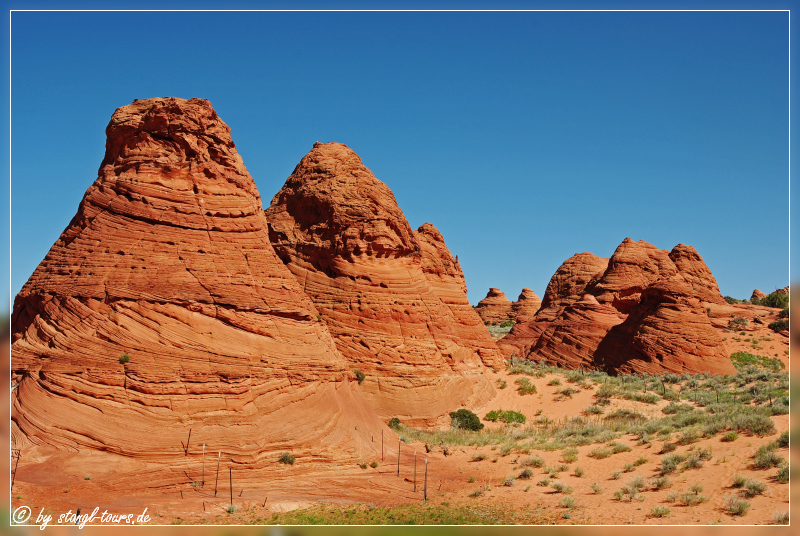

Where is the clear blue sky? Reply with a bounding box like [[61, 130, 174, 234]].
[[4, 3, 793, 313]]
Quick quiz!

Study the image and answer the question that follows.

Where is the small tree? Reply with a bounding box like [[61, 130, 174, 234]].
[[119, 353, 130, 365], [449, 409, 484, 431], [353, 370, 365, 384]]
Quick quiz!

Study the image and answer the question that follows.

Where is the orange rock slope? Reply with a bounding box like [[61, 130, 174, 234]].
[[264, 142, 501, 425], [510, 288, 542, 323], [11, 98, 387, 464], [501, 238, 736, 375]]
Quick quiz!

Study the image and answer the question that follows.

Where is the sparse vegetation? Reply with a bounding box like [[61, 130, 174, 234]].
[[514, 378, 537, 395], [119, 353, 130, 364], [650, 506, 671, 518], [279, 452, 296, 465], [724, 495, 750, 516], [484, 409, 526, 424], [353, 370, 365, 384]]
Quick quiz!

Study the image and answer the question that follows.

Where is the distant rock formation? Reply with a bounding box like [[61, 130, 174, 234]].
[[475, 288, 514, 325], [265, 142, 499, 425], [11, 98, 386, 463], [776, 286, 790, 295], [511, 288, 542, 323], [501, 238, 735, 375], [751, 289, 767, 301]]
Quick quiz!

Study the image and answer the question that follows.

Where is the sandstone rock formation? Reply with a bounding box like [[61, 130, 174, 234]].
[[475, 288, 514, 325], [265, 142, 498, 425], [501, 238, 735, 375], [776, 286, 790, 295], [751, 289, 767, 301], [668, 244, 726, 305], [510, 288, 541, 323], [535, 253, 609, 321], [11, 98, 386, 463], [415, 223, 503, 366]]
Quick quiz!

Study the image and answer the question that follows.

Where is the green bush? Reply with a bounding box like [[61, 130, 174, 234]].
[[768, 319, 789, 333], [776, 431, 789, 448], [776, 463, 789, 484], [722, 431, 739, 442], [388, 417, 401, 430], [484, 409, 525, 424], [754, 291, 789, 309], [724, 495, 750, 516], [119, 353, 131, 364], [660, 453, 687, 475], [650, 506, 671, 518], [449, 409, 484, 431], [353, 370, 365, 384], [732, 474, 747, 488], [279, 452, 296, 465], [753, 444, 784, 469], [743, 479, 766, 498], [515, 378, 537, 395], [499, 320, 515, 328]]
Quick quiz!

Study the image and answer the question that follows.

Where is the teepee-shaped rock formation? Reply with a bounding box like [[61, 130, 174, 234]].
[[474, 288, 514, 325], [501, 238, 735, 375], [265, 142, 500, 425], [11, 98, 386, 463], [510, 288, 542, 323]]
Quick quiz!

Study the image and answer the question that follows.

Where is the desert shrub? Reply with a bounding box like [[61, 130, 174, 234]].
[[484, 410, 499, 422], [353, 370, 365, 384], [559, 496, 576, 509], [775, 431, 789, 448], [502, 475, 515, 487], [450, 409, 484, 431], [724, 296, 747, 304], [757, 291, 789, 309], [660, 453, 687, 475], [551, 482, 573, 494], [369, 461, 378, 468], [573, 466, 585, 478], [518, 468, 533, 480], [589, 447, 611, 459], [561, 448, 578, 463], [611, 470, 622, 480], [485, 409, 526, 424], [774, 511, 789, 525], [678, 492, 707, 506], [659, 442, 677, 454], [722, 431, 739, 442], [776, 463, 789, 484], [688, 483, 703, 495], [610, 442, 632, 454], [753, 444, 784, 469], [651, 475, 671, 490], [537, 478, 550, 487], [119, 353, 130, 364], [633, 457, 648, 467], [548, 378, 562, 386], [677, 428, 701, 445], [496, 379, 507, 389], [499, 320, 515, 328], [359, 462, 367, 469], [768, 319, 789, 333], [650, 506, 671, 518], [591, 482, 603, 494], [743, 479, 766, 497], [730, 351, 785, 373], [522, 454, 544, 468], [731, 474, 747, 487], [683, 454, 703, 470], [724, 495, 750, 516], [558, 387, 578, 398], [471, 453, 486, 462], [585, 405, 604, 415], [279, 452, 296, 465], [499, 444, 513, 456], [388, 417, 401, 430], [728, 316, 749, 331], [515, 378, 537, 395]]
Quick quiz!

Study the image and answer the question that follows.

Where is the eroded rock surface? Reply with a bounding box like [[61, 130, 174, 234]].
[[265, 142, 497, 425], [475, 288, 514, 325], [11, 98, 386, 463], [510, 288, 541, 323], [501, 238, 735, 375]]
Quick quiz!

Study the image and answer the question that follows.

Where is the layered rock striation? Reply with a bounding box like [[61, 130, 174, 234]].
[[510, 288, 542, 324], [474, 288, 514, 325], [11, 98, 386, 463], [265, 142, 500, 425], [501, 238, 735, 375]]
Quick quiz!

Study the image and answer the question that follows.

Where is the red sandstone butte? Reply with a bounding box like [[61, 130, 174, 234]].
[[751, 289, 767, 300], [510, 288, 542, 323], [415, 223, 504, 367], [475, 288, 514, 325], [264, 142, 498, 425], [11, 98, 386, 464], [668, 243, 726, 305], [502, 237, 735, 375]]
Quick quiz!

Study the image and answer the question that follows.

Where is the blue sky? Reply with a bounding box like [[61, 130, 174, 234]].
[[4, 4, 792, 312]]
